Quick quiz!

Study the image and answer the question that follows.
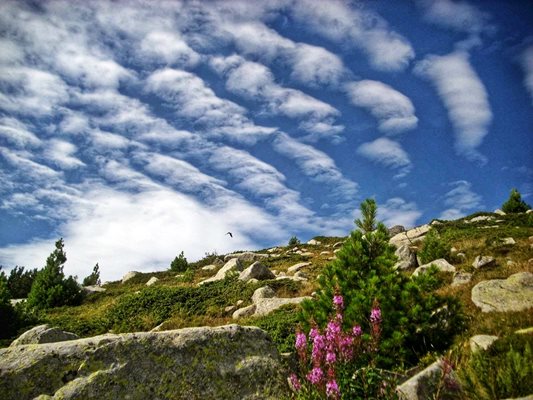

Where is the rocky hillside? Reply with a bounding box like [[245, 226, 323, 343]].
[[1, 209, 532, 399]]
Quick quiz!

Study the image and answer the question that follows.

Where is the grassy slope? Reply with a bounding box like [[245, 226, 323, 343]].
[[15, 213, 533, 365]]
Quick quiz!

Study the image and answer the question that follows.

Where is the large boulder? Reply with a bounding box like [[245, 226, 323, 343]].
[[412, 259, 455, 277], [10, 324, 79, 347], [0, 325, 288, 400], [239, 262, 276, 282], [389, 224, 430, 248], [471, 272, 533, 312], [469, 335, 499, 353], [287, 262, 311, 273], [145, 276, 159, 286], [394, 244, 417, 270], [452, 272, 473, 287], [199, 258, 243, 285], [388, 225, 405, 236]]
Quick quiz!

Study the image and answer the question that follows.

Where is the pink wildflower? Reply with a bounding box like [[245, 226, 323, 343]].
[[309, 326, 319, 339], [326, 351, 336, 364], [289, 373, 302, 391], [312, 334, 326, 364], [307, 367, 324, 385], [340, 336, 354, 360], [295, 331, 307, 351], [326, 379, 340, 398], [325, 320, 341, 342], [352, 325, 362, 337], [333, 294, 344, 310], [370, 307, 382, 324]]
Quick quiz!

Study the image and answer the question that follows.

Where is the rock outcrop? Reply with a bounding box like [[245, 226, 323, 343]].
[[452, 272, 472, 287], [232, 286, 310, 319], [471, 272, 533, 312], [394, 244, 417, 270], [472, 255, 496, 269], [412, 259, 455, 277], [239, 262, 276, 282], [397, 360, 452, 400], [145, 276, 159, 286], [199, 258, 243, 285], [0, 325, 288, 400], [390, 224, 430, 248], [121, 271, 139, 284], [224, 252, 269, 262], [10, 325, 79, 347], [469, 335, 499, 352], [287, 262, 311, 273]]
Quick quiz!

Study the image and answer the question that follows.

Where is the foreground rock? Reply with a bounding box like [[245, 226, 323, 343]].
[[471, 272, 533, 312], [394, 244, 417, 270], [472, 255, 496, 269], [0, 325, 288, 400], [397, 359, 457, 400], [470, 335, 499, 352], [10, 324, 79, 347]]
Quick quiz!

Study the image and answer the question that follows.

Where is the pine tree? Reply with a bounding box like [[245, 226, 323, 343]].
[[27, 239, 83, 310], [300, 199, 464, 367], [502, 188, 531, 213], [170, 251, 188, 273], [82, 263, 101, 286]]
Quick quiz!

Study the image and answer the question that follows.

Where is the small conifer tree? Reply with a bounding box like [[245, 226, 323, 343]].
[[502, 189, 531, 213], [27, 239, 83, 310], [300, 199, 463, 367], [418, 228, 450, 264], [82, 263, 101, 286], [170, 251, 188, 272], [288, 236, 300, 246]]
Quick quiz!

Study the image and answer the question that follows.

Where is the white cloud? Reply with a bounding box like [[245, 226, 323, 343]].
[[418, 0, 489, 34], [289, 44, 345, 87], [439, 180, 483, 220], [521, 46, 533, 105], [272, 132, 358, 202], [0, 67, 69, 116], [0, 147, 61, 181], [44, 139, 86, 170], [356, 138, 412, 177], [289, 0, 415, 71], [139, 31, 201, 67], [90, 130, 131, 150], [0, 186, 287, 281], [345, 80, 418, 134], [415, 51, 492, 162], [378, 198, 422, 228], [0, 117, 41, 148], [0, 38, 24, 64], [212, 56, 343, 140]]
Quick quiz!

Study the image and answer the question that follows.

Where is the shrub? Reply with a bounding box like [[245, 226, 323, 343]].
[[7, 266, 38, 299], [300, 199, 464, 368], [459, 334, 533, 399], [82, 263, 101, 286], [289, 236, 301, 246], [501, 188, 531, 213], [170, 251, 188, 273], [418, 228, 450, 265], [27, 239, 84, 310], [247, 305, 301, 353]]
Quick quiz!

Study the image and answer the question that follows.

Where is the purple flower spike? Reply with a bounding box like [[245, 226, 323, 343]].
[[289, 373, 302, 391], [352, 325, 362, 337], [370, 307, 382, 324], [326, 351, 336, 364], [326, 379, 340, 398], [307, 367, 324, 385], [295, 331, 307, 351], [333, 294, 344, 310]]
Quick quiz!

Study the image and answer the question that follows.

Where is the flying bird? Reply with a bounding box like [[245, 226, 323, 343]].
[[226, 232, 233, 238]]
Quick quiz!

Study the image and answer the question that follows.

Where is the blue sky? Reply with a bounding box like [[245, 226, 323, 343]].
[[0, 0, 531, 281]]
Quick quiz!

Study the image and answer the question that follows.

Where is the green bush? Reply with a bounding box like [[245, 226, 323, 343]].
[[459, 334, 533, 399], [27, 239, 84, 310], [501, 188, 530, 213], [247, 305, 301, 353], [169, 251, 188, 273], [418, 228, 450, 265], [7, 266, 38, 299], [288, 236, 301, 246], [300, 199, 465, 368], [107, 276, 256, 332]]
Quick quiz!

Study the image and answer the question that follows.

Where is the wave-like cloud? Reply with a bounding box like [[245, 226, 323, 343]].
[[415, 51, 492, 162]]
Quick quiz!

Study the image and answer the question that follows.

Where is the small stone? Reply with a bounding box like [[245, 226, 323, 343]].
[[232, 304, 256, 319], [236, 300, 244, 306], [146, 277, 159, 286], [501, 237, 516, 246], [413, 259, 455, 276], [450, 247, 458, 253], [288, 262, 311, 273], [320, 251, 331, 255], [10, 325, 79, 346], [82, 285, 106, 294], [307, 239, 321, 245], [452, 272, 472, 287], [252, 286, 276, 303], [328, 257, 336, 261], [224, 305, 236, 314], [300, 252, 313, 257], [333, 249, 341, 254], [175, 274, 184, 279], [456, 252, 466, 260], [247, 278, 259, 284], [472, 256, 496, 269], [201, 264, 218, 271], [294, 271, 308, 279], [494, 209, 506, 216], [333, 241, 344, 248], [470, 335, 499, 352], [507, 260, 516, 266]]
